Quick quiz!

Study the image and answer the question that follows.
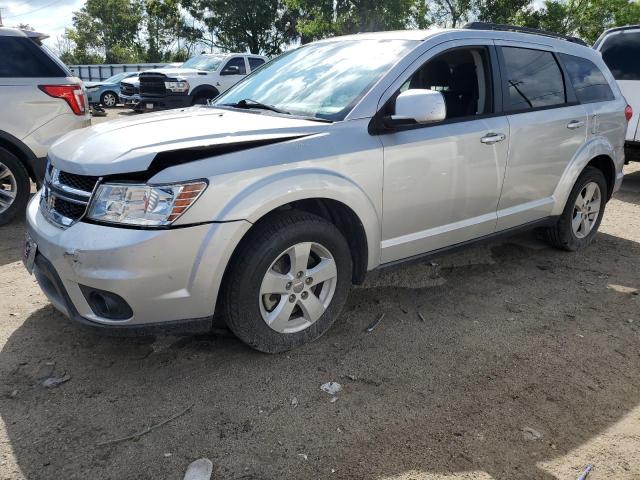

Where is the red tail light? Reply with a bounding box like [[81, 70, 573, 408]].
[[38, 84, 87, 115], [625, 104, 633, 122]]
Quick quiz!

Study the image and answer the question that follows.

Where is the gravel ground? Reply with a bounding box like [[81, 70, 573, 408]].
[[0, 108, 639, 480]]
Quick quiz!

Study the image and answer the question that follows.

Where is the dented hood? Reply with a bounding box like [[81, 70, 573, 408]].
[[48, 107, 328, 176]]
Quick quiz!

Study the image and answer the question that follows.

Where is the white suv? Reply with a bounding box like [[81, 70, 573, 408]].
[[594, 25, 640, 162], [25, 25, 628, 352], [136, 53, 267, 110], [0, 27, 90, 225]]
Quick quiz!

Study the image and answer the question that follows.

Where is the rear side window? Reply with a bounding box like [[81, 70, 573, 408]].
[[599, 30, 640, 80], [0, 36, 66, 78], [248, 57, 265, 71], [501, 47, 566, 111], [559, 53, 614, 103]]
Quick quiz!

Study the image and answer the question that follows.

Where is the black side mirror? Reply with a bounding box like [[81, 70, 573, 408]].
[[221, 65, 241, 75]]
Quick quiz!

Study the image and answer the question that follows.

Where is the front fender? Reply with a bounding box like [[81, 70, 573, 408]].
[[551, 136, 618, 216], [216, 169, 381, 270]]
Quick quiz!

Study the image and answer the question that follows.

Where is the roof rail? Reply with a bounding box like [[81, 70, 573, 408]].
[[462, 22, 588, 46]]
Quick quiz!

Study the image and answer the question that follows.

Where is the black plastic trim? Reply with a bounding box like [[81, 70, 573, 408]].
[[463, 22, 588, 46], [625, 141, 640, 163], [377, 216, 558, 271], [0, 130, 43, 184]]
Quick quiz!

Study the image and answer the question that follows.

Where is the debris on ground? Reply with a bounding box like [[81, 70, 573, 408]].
[[297, 453, 308, 461], [291, 397, 298, 408], [183, 458, 213, 480], [366, 313, 385, 333], [42, 373, 71, 388], [417, 312, 426, 322], [320, 382, 342, 395], [330, 397, 338, 403], [521, 427, 543, 441], [98, 404, 193, 446], [578, 464, 593, 480]]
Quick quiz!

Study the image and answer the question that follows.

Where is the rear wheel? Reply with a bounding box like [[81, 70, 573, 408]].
[[544, 166, 607, 251], [223, 211, 352, 353], [0, 147, 30, 225], [100, 91, 118, 108]]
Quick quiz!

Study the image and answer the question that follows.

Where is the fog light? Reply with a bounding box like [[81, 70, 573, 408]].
[[80, 286, 133, 320]]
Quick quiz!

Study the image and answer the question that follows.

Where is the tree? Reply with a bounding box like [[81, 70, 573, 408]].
[[183, 0, 298, 55], [474, 0, 532, 24], [71, 0, 144, 63], [144, 0, 183, 61]]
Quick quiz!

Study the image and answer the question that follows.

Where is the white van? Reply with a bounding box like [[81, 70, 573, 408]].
[[595, 25, 640, 161]]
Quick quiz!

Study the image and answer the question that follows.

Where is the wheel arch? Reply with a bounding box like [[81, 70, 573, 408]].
[[0, 130, 40, 184], [551, 137, 619, 216], [190, 84, 220, 101]]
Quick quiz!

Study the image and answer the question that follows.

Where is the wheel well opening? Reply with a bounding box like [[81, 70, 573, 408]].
[[587, 155, 615, 200], [0, 139, 35, 182]]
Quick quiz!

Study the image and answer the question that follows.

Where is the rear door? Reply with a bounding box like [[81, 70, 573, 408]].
[[597, 29, 640, 142], [495, 43, 588, 230]]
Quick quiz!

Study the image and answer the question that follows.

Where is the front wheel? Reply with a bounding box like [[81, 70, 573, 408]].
[[100, 91, 118, 108], [544, 166, 607, 251], [223, 211, 352, 353]]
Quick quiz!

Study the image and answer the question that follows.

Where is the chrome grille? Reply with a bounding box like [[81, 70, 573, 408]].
[[40, 165, 99, 228]]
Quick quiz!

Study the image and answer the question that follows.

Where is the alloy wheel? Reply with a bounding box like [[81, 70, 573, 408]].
[[0, 162, 17, 214], [103, 92, 117, 107], [572, 181, 601, 239], [259, 242, 338, 334]]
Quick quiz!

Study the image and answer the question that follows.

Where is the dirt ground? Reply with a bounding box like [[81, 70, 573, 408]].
[[1, 108, 639, 480]]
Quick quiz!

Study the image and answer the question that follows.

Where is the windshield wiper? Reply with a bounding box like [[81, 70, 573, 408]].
[[222, 98, 290, 115]]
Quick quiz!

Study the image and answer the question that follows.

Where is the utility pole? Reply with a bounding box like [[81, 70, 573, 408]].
[[0, 8, 4, 27]]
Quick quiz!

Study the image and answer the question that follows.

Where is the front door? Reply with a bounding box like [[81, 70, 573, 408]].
[[380, 44, 509, 263], [218, 57, 247, 93]]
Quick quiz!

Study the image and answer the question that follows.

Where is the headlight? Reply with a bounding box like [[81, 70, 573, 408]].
[[87, 181, 207, 227], [164, 80, 189, 93]]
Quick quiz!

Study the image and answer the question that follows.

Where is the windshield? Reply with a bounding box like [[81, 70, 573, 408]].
[[181, 55, 225, 72], [214, 39, 418, 121], [105, 72, 134, 84]]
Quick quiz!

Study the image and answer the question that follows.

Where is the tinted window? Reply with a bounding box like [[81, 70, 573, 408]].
[[559, 53, 614, 103], [600, 30, 640, 80], [223, 57, 246, 75], [402, 46, 493, 119], [0, 37, 66, 78], [248, 57, 265, 71], [502, 47, 566, 111]]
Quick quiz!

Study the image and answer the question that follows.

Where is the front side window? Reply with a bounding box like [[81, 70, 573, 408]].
[[214, 39, 419, 121], [222, 57, 246, 75], [502, 47, 566, 111], [181, 55, 225, 72], [0, 37, 66, 78], [559, 53, 614, 104], [599, 30, 640, 81], [399, 46, 493, 120]]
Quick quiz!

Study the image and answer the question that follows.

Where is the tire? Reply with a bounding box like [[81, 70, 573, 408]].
[[223, 210, 352, 353], [100, 91, 118, 108], [0, 147, 30, 226], [543, 166, 607, 251], [192, 90, 218, 106]]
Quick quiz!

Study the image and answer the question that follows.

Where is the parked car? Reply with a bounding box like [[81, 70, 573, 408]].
[[0, 27, 90, 225], [25, 25, 629, 352], [135, 53, 267, 110], [119, 74, 141, 108], [594, 25, 640, 162], [84, 71, 139, 107]]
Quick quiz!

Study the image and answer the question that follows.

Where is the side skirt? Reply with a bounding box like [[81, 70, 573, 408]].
[[375, 216, 559, 272]]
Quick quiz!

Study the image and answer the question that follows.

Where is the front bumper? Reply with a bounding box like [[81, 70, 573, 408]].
[[136, 93, 191, 111], [25, 193, 251, 333], [119, 93, 140, 106]]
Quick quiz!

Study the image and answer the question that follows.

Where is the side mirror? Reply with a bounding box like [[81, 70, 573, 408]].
[[386, 89, 446, 127], [221, 65, 241, 76]]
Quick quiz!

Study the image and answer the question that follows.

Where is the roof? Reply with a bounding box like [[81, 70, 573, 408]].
[[0, 27, 48, 40], [594, 24, 640, 49]]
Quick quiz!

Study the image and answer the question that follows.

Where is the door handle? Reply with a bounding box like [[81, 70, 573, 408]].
[[480, 133, 506, 145], [567, 120, 585, 130]]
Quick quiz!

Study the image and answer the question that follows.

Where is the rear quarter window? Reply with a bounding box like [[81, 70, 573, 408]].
[[558, 53, 615, 103], [501, 47, 566, 111], [599, 30, 640, 81], [0, 36, 67, 78], [248, 57, 266, 71]]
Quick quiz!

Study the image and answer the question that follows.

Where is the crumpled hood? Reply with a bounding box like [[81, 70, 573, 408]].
[[48, 107, 329, 176], [142, 67, 204, 78], [83, 81, 106, 88]]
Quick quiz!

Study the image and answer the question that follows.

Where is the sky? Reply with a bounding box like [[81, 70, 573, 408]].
[[0, 0, 83, 47]]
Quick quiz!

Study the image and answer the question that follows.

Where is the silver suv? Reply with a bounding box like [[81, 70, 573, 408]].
[[25, 25, 628, 352], [0, 27, 90, 225]]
